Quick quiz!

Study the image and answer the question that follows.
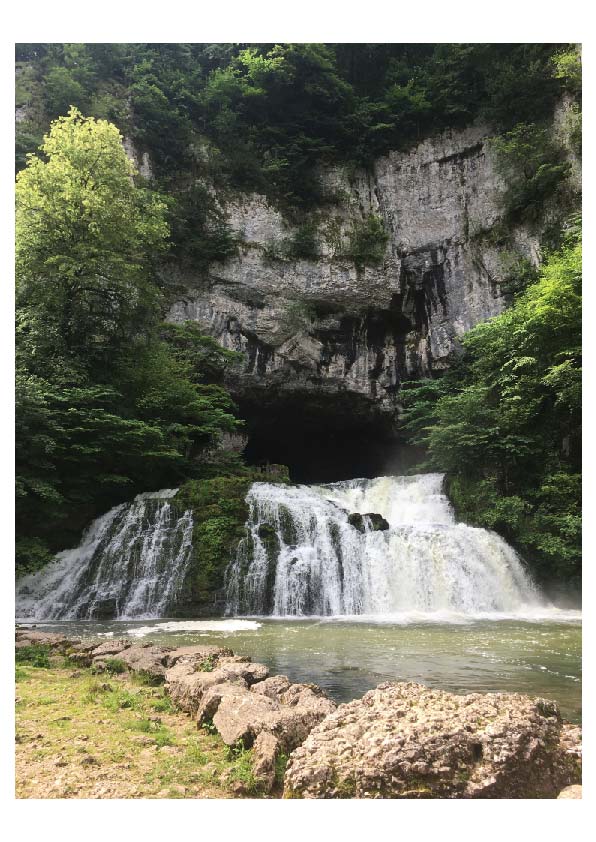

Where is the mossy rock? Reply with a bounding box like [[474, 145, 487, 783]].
[[174, 466, 289, 612]]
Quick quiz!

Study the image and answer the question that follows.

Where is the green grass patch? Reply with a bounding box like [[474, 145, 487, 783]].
[[15, 644, 52, 668]]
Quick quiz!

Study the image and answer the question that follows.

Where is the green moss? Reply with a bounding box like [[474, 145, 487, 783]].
[[174, 466, 289, 611], [342, 214, 389, 269]]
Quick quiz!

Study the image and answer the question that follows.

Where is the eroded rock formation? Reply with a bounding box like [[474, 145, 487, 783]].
[[283, 682, 582, 799], [167, 126, 539, 423]]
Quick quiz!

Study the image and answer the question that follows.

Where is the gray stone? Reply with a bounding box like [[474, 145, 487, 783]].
[[166, 119, 581, 422], [118, 645, 172, 681], [90, 640, 131, 658], [283, 682, 582, 799], [252, 732, 281, 792], [166, 658, 267, 715], [164, 644, 233, 668]]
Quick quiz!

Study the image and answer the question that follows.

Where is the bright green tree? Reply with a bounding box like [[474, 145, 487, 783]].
[[16, 108, 169, 370], [16, 109, 241, 571]]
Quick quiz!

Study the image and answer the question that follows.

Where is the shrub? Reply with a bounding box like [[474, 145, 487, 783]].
[[15, 644, 51, 668], [343, 214, 389, 268]]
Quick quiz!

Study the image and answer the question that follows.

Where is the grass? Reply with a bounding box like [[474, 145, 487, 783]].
[[15, 656, 277, 799]]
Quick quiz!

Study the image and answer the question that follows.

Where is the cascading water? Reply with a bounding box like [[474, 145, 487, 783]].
[[15, 490, 194, 620], [224, 473, 543, 617]]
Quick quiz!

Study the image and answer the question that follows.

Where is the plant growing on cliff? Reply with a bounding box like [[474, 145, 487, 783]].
[[343, 214, 389, 269], [491, 123, 571, 225]]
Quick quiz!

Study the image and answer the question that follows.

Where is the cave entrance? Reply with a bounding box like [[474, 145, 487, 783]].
[[236, 389, 423, 484]]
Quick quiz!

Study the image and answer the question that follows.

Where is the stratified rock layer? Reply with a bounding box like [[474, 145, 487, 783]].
[[283, 682, 582, 799]]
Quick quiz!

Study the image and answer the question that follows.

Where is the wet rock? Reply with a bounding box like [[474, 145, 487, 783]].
[[283, 682, 582, 799], [557, 784, 582, 799], [348, 512, 389, 533]]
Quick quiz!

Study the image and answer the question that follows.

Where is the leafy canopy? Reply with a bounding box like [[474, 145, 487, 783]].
[[401, 228, 581, 583], [15, 110, 241, 571]]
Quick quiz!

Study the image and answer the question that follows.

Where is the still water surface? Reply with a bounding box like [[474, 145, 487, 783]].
[[27, 613, 582, 722]]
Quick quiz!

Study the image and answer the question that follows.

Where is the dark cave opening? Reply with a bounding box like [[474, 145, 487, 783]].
[[237, 389, 425, 484]]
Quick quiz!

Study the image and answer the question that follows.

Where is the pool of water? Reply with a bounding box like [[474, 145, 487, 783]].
[[23, 612, 582, 722]]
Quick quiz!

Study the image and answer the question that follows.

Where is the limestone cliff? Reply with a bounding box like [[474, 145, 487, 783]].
[[167, 123, 542, 424]]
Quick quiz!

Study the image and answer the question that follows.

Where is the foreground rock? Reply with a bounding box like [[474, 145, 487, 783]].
[[166, 653, 267, 712], [284, 682, 582, 799], [199, 674, 337, 754]]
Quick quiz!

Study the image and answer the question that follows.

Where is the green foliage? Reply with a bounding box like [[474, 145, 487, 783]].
[[552, 48, 582, 95], [342, 214, 389, 268], [17, 43, 576, 219], [44, 66, 89, 118], [103, 658, 127, 675], [15, 110, 243, 568], [15, 644, 52, 668], [401, 228, 581, 583], [175, 466, 289, 608], [491, 123, 571, 225]]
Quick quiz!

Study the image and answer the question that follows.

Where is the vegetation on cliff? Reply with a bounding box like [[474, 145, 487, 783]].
[[401, 224, 581, 587], [174, 465, 289, 611], [16, 44, 579, 254]]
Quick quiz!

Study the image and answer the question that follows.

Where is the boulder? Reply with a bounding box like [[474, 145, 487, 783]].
[[205, 678, 336, 752], [166, 658, 268, 715], [91, 640, 131, 659], [15, 630, 76, 653], [213, 692, 281, 747], [283, 682, 582, 799], [252, 732, 281, 791], [197, 682, 251, 726], [251, 675, 292, 700], [118, 645, 172, 681], [347, 512, 389, 533], [164, 644, 233, 668]]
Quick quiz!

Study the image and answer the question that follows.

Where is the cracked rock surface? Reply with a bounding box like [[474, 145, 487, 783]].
[[283, 682, 582, 799]]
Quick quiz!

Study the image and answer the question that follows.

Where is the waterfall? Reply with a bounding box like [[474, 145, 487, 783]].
[[224, 473, 542, 617], [15, 490, 194, 620]]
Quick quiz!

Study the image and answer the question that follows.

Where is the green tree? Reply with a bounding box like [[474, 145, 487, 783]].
[[401, 228, 581, 584], [16, 109, 241, 570], [16, 108, 169, 371]]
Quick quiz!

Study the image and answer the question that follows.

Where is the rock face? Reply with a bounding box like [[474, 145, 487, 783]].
[[168, 125, 544, 422], [283, 682, 582, 799]]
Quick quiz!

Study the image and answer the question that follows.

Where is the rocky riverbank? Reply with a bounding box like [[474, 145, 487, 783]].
[[15, 629, 582, 799]]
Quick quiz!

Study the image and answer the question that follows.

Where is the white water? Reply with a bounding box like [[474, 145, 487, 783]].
[[225, 473, 544, 617], [15, 491, 194, 620]]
